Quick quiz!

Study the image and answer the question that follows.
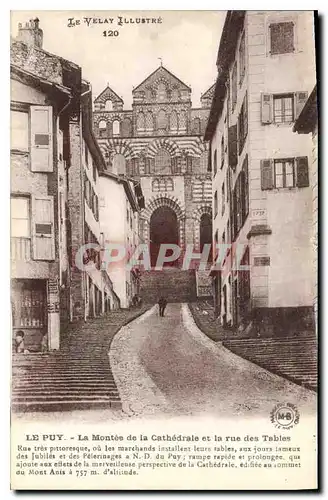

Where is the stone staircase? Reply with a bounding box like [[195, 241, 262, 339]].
[[140, 268, 197, 303], [11, 306, 150, 413], [223, 336, 317, 392]]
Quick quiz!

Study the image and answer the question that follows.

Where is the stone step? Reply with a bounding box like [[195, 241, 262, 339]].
[[12, 400, 121, 412]]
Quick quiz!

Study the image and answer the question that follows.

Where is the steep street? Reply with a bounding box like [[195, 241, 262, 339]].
[[110, 304, 316, 419]]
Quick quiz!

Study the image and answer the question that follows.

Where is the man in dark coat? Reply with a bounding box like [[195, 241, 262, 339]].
[[158, 297, 168, 317]]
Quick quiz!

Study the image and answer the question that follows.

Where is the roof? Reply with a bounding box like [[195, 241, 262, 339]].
[[133, 65, 191, 93], [201, 83, 216, 100], [10, 64, 72, 98], [293, 85, 318, 134], [94, 83, 123, 104], [204, 10, 246, 141]]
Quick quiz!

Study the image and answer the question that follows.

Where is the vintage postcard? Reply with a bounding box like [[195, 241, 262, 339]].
[[10, 10, 318, 490]]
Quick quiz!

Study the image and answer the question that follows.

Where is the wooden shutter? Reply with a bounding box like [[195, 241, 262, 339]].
[[261, 94, 273, 124], [32, 195, 55, 260], [228, 124, 238, 168], [296, 157, 309, 188], [30, 106, 53, 172], [261, 159, 274, 190], [295, 91, 309, 119]]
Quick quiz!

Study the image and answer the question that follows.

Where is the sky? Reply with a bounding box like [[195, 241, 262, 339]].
[[10, 10, 225, 108]]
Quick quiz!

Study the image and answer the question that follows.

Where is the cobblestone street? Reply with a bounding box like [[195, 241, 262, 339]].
[[110, 303, 316, 420]]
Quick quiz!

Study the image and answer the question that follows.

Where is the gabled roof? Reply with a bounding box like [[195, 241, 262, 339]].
[[94, 84, 123, 103], [133, 65, 191, 93], [201, 83, 216, 100]]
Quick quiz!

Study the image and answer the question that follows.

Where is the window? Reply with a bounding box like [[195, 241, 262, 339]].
[[157, 110, 167, 130], [239, 32, 246, 84], [214, 191, 218, 218], [273, 94, 294, 123], [137, 112, 145, 131], [222, 231, 226, 244], [154, 149, 171, 174], [11, 197, 30, 238], [261, 157, 309, 190], [170, 111, 178, 131], [274, 159, 295, 188], [105, 100, 113, 111], [157, 82, 167, 101], [112, 120, 120, 136], [232, 157, 249, 238], [270, 22, 294, 55], [221, 183, 225, 216], [221, 136, 224, 168], [213, 149, 217, 176], [231, 62, 237, 112], [11, 110, 29, 150], [238, 93, 248, 154], [99, 120, 107, 138], [152, 177, 174, 192]]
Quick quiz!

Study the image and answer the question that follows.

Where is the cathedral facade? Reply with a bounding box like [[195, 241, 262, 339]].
[[93, 66, 214, 267]]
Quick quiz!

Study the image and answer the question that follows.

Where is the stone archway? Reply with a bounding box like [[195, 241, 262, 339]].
[[140, 195, 186, 267], [150, 206, 179, 267]]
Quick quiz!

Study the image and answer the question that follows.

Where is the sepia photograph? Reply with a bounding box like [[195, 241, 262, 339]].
[[10, 9, 318, 490]]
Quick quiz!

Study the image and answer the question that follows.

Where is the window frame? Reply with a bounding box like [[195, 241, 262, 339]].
[[273, 158, 296, 189], [11, 108, 29, 152], [273, 93, 295, 124], [11, 195, 31, 239], [269, 21, 295, 56]]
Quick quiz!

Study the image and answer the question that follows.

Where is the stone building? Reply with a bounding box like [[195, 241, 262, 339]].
[[10, 19, 121, 351], [205, 11, 316, 334], [93, 66, 214, 299]]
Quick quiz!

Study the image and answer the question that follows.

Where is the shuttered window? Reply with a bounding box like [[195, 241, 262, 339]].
[[30, 106, 53, 172], [221, 136, 225, 168], [214, 191, 218, 218], [261, 157, 309, 189], [11, 197, 30, 238], [261, 92, 308, 124], [238, 93, 248, 154], [32, 195, 55, 260], [231, 62, 237, 112], [228, 124, 238, 168], [270, 22, 294, 55], [239, 32, 246, 84]]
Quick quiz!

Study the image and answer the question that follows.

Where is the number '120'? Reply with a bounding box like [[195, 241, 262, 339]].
[[103, 31, 119, 37]]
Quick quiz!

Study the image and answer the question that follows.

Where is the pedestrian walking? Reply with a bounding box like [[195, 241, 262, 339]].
[[158, 297, 168, 317]]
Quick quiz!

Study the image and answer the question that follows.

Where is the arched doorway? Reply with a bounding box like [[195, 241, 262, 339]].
[[200, 212, 212, 262], [150, 206, 179, 267]]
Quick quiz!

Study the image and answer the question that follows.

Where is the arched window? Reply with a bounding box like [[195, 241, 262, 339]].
[[157, 109, 168, 131], [112, 120, 120, 136], [192, 117, 201, 135], [145, 111, 154, 131], [170, 111, 178, 131], [157, 82, 167, 101], [122, 117, 132, 137], [179, 111, 187, 132], [137, 112, 145, 131], [98, 120, 107, 138], [105, 100, 113, 111], [112, 153, 126, 175], [154, 149, 171, 175]]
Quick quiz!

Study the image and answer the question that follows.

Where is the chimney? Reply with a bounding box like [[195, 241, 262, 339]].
[[17, 18, 43, 49]]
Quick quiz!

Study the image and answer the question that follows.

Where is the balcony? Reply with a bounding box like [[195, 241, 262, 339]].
[[11, 238, 31, 261]]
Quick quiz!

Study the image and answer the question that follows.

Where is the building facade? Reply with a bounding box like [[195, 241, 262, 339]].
[[93, 66, 214, 272], [10, 19, 120, 351], [205, 11, 316, 334], [293, 85, 318, 332]]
